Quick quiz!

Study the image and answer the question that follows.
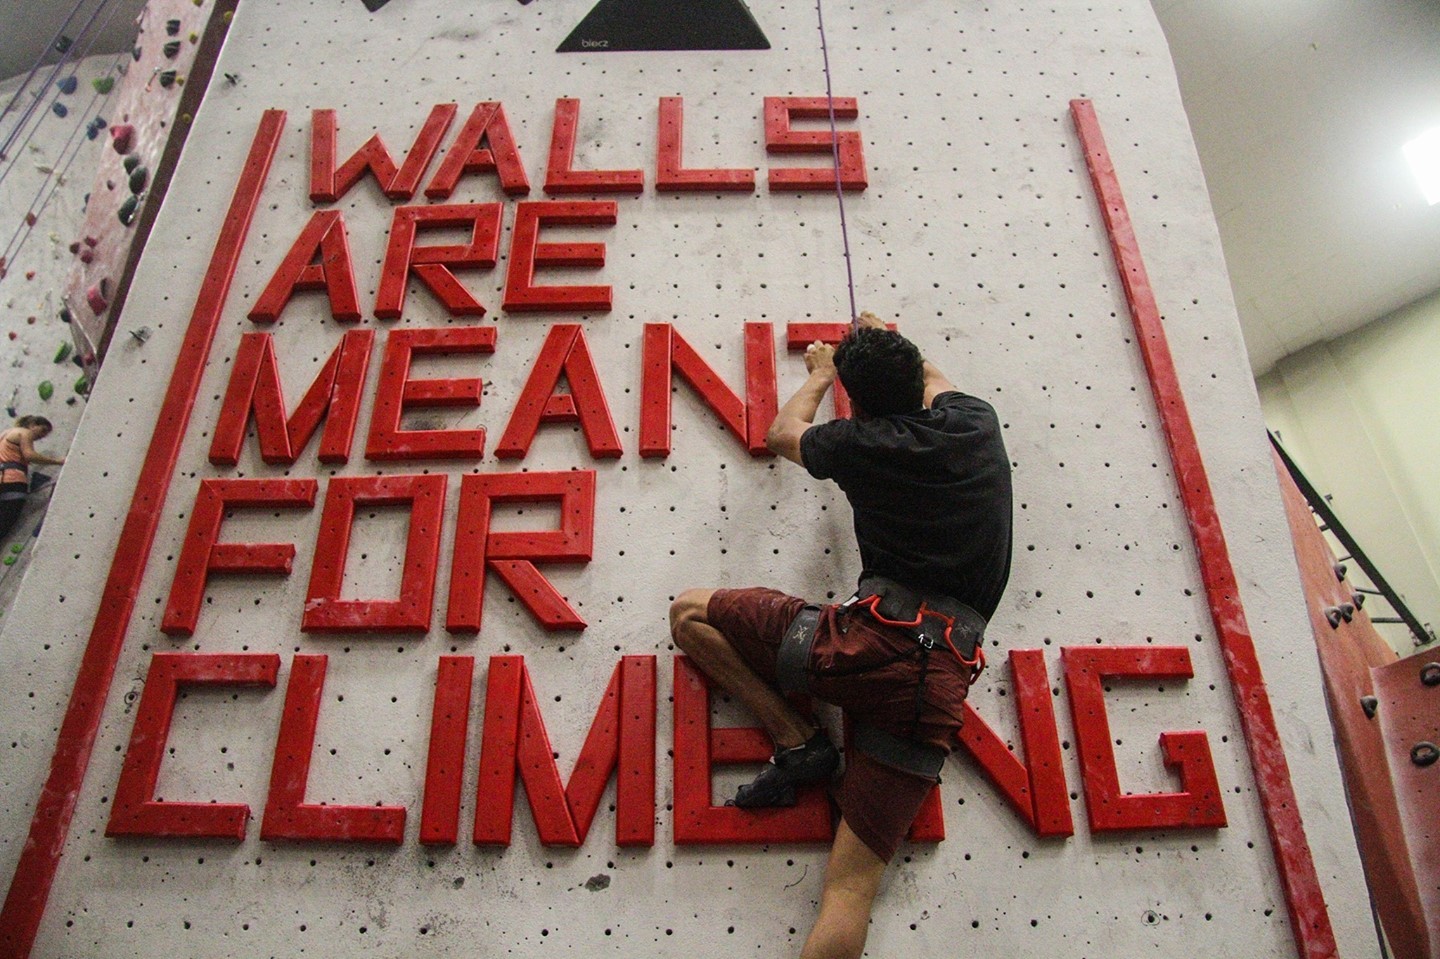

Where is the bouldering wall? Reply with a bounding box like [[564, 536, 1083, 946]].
[[0, 2, 1378, 958]]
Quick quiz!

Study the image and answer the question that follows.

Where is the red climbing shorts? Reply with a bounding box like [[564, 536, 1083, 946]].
[[706, 586, 973, 863]]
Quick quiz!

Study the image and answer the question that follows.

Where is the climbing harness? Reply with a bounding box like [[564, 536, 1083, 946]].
[[770, 576, 988, 780], [813, 0, 859, 330]]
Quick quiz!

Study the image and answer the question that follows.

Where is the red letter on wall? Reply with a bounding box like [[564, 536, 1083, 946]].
[[544, 98, 644, 195], [309, 104, 457, 203], [447, 471, 594, 633], [247, 210, 361, 323], [495, 323, 622, 459], [639, 323, 777, 458], [261, 655, 406, 842], [426, 101, 531, 199], [955, 649, 1075, 838], [303, 474, 448, 633], [502, 201, 616, 313], [162, 478, 318, 636], [106, 653, 280, 840], [1062, 645, 1226, 831], [209, 330, 373, 466], [420, 655, 475, 845], [672, 657, 832, 845], [655, 97, 755, 193], [365, 326, 496, 461], [473, 655, 655, 847], [374, 203, 502, 319], [764, 96, 867, 192]]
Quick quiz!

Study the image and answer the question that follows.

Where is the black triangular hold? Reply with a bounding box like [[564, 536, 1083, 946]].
[[558, 0, 769, 52], [361, 0, 392, 11]]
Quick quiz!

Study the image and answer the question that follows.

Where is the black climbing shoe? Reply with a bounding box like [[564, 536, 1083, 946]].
[[731, 732, 839, 808]]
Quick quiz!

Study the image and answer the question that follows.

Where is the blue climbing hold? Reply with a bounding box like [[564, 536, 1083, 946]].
[[58, 75, 78, 95], [51, 101, 68, 118]]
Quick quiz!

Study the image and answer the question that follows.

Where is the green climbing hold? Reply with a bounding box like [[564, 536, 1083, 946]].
[[54, 342, 72, 364], [128, 166, 149, 194], [8, 544, 21, 554], [92, 76, 115, 94], [123, 153, 140, 173], [118, 194, 139, 226], [38, 380, 54, 401], [3, 555, 16, 567], [75, 375, 91, 395]]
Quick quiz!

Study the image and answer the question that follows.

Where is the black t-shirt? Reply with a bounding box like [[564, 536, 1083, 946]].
[[799, 391, 1012, 620]]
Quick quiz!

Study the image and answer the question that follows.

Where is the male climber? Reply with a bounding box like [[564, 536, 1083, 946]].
[[669, 312, 1012, 959]]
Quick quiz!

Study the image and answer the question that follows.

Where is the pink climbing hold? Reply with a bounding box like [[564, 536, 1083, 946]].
[[111, 124, 135, 155], [84, 236, 98, 247], [79, 249, 94, 264], [86, 283, 109, 314]]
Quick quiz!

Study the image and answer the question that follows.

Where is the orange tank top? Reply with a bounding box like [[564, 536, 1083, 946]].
[[0, 430, 29, 485]]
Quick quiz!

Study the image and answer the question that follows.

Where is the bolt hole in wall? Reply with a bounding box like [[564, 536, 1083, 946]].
[[0, 2, 1374, 959]]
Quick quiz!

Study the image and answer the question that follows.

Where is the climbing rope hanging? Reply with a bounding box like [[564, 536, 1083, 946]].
[[813, 0, 859, 331], [0, 0, 116, 194]]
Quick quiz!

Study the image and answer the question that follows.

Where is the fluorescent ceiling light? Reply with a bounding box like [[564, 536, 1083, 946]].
[[1404, 127, 1440, 205]]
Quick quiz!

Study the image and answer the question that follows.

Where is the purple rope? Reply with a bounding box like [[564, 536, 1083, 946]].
[[813, 0, 859, 330]]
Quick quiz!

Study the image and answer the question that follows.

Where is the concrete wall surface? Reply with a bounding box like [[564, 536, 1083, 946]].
[[0, 2, 1376, 957]]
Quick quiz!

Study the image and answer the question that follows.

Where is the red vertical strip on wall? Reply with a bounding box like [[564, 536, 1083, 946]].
[[1070, 98, 1338, 959], [0, 110, 287, 958]]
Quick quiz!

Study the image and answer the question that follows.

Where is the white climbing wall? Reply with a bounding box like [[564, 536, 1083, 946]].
[[0, 53, 120, 603], [0, 3, 1378, 958]]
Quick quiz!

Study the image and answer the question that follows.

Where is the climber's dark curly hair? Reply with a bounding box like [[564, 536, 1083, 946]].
[[833, 327, 925, 416]]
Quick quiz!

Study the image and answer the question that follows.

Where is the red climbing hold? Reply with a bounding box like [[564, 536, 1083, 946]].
[[111, 124, 135, 155], [79, 249, 94, 264], [24, 213, 36, 226], [84, 235, 98, 247], [86, 283, 110, 314]]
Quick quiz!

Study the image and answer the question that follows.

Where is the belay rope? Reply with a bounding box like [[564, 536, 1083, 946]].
[[813, 0, 860, 332]]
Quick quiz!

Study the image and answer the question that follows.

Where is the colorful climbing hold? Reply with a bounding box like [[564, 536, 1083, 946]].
[[166, 18, 181, 35], [86, 282, 109, 313], [54, 35, 72, 53], [3, 555, 16, 567], [58, 76, 78, 95], [75, 376, 91, 396], [118, 195, 140, 226], [123, 153, 140, 173], [51, 101, 68, 118], [92, 76, 115, 94], [54, 343, 72, 364], [164, 40, 181, 58], [110, 124, 135, 154], [8, 544, 21, 554], [37, 381, 54, 401], [128, 167, 149, 194], [158, 70, 178, 88]]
